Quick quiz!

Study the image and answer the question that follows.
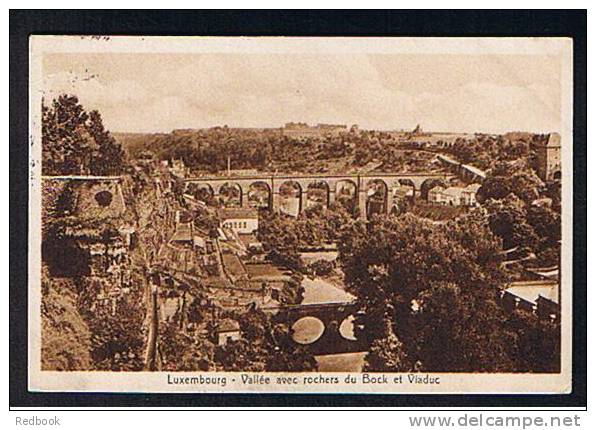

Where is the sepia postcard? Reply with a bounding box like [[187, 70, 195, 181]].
[[28, 36, 573, 394]]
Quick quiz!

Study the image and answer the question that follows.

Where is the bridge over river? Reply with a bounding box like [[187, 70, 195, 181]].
[[184, 171, 454, 219], [262, 300, 370, 356]]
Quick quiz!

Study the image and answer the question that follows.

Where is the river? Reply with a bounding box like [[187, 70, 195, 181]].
[[293, 275, 367, 371]]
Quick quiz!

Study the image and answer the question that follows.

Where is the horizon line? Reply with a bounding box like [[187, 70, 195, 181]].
[[109, 126, 555, 136]]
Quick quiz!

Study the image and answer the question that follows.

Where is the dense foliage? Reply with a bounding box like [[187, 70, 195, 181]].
[[116, 127, 440, 175], [159, 309, 317, 372], [42, 94, 124, 176], [479, 162, 561, 266], [444, 133, 545, 172], [258, 204, 353, 252], [338, 211, 560, 373]]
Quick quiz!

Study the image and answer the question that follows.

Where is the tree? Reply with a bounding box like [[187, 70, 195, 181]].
[[42, 94, 124, 176], [308, 259, 334, 276], [84, 298, 145, 371], [506, 310, 560, 373], [412, 282, 515, 372], [87, 110, 125, 176], [509, 171, 543, 203], [339, 211, 515, 372], [484, 195, 538, 250], [477, 176, 511, 202], [212, 310, 317, 372], [527, 204, 561, 250], [478, 162, 542, 204], [363, 320, 410, 372], [159, 322, 215, 371], [42, 95, 90, 175]]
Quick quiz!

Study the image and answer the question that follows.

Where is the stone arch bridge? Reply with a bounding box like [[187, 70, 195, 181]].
[[183, 172, 454, 219], [264, 301, 369, 356]]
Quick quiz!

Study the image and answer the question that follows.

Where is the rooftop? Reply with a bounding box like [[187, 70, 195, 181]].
[[222, 253, 248, 279], [171, 223, 192, 242], [217, 207, 259, 220], [217, 319, 240, 333], [442, 187, 465, 198], [237, 233, 259, 247], [465, 183, 482, 192], [506, 280, 559, 304], [245, 263, 292, 281], [193, 236, 206, 248]]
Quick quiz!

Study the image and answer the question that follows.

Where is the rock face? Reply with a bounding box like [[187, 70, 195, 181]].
[[42, 177, 127, 222], [42, 176, 134, 311], [73, 179, 127, 219]]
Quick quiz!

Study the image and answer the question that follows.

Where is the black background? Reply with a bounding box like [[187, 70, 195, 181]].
[[9, 9, 587, 409]]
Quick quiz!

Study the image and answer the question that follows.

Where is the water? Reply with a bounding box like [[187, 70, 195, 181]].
[[293, 276, 367, 371]]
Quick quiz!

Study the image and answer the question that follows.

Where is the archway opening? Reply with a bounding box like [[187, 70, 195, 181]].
[[94, 190, 113, 207], [366, 179, 388, 217], [306, 181, 330, 209], [397, 179, 415, 196], [247, 181, 271, 209], [186, 183, 215, 205], [339, 315, 357, 341], [279, 181, 302, 217], [552, 170, 562, 181], [219, 182, 242, 208], [387, 179, 415, 213], [334, 179, 357, 215], [420, 178, 447, 200], [291, 316, 325, 344]]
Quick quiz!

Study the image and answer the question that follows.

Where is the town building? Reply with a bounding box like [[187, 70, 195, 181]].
[[281, 122, 347, 139], [501, 280, 559, 320], [535, 132, 562, 181], [218, 207, 259, 234], [427, 183, 481, 206], [170, 222, 193, 245], [169, 158, 186, 178], [316, 123, 348, 136], [281, 122, 321, 139]]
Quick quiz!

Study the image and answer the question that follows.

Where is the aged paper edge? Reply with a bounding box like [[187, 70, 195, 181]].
[[27, 36, 574, 394]]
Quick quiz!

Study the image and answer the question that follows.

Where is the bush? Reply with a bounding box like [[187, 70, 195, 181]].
[[308, 259, 334, 276]]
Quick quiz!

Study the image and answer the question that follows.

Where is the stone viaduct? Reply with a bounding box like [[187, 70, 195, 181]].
[[183, 172, 454, 219]]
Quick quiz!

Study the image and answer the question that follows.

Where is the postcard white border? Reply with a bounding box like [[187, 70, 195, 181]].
[[28, 36, 574, 394]]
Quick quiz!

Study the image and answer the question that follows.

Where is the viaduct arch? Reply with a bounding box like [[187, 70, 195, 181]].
[[184, 172, 455, 220]]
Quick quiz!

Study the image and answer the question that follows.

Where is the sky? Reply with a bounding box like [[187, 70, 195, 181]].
[[42, 52, 563, 134]]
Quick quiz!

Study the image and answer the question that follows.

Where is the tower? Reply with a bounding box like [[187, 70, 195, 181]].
[[536, 133, 562, 181]]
